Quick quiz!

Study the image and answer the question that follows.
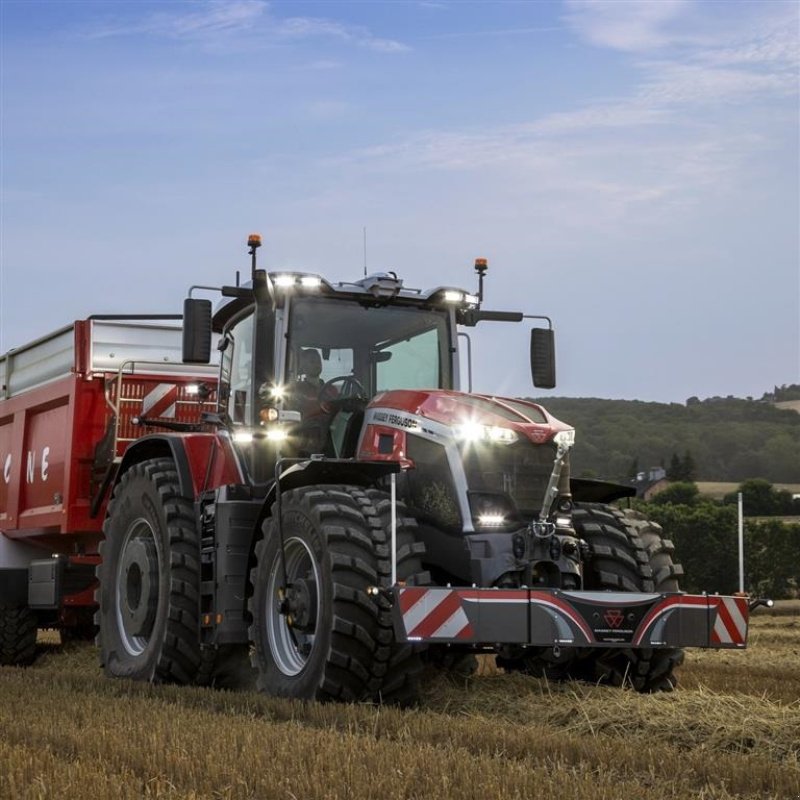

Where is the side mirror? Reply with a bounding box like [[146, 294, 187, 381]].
[[182, 298, 212, 364], [530, 328, 556, 389]]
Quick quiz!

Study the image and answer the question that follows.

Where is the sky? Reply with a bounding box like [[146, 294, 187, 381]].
[[0, 0, 798, 403]]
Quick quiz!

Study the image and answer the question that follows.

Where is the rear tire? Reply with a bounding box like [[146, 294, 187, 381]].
[[96, 458, 202, 685], [249, 486, 397, 702], [0, 604, 37, 666]]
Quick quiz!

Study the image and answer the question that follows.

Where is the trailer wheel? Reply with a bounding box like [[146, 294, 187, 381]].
[[249, 486, 400, 702], [575, 503, 685, 692], [97, 458, 201, 685], [365, 488, 432, 705], [0, 604, 37, 666]]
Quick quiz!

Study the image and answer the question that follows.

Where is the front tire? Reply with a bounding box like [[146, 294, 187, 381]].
[[499, 504, 685, 692], [97, 458, 202, 684], [249, 486, 396, 702], [575, 503, 685, 692]]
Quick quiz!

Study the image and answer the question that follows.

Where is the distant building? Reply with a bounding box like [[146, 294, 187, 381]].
[[631, 467, 669, 500]]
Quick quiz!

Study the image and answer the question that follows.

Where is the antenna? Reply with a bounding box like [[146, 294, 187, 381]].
[[363, 226, 367, 277]]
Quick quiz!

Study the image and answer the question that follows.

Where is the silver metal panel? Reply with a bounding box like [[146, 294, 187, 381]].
[[90, 320, 219, 377], [0, 533, 43, 568], [3, 325, 75, 398]]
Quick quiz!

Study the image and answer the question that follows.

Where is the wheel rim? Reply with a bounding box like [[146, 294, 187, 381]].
[[115, 517, 161, 656], [266, 537, 321, 677]]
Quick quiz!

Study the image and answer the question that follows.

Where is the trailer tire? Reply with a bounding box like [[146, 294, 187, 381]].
[[0, 604, 37, 666], [97, 458, 202, 685], [365, 488, 432, 706], [575, 503, 685, 692], [249, 486, 401, 702]]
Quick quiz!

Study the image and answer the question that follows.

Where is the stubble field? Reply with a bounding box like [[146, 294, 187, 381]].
[[0, 604, 798, 800]]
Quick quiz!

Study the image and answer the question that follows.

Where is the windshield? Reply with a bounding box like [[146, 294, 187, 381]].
[[285, 296, 453, 396]]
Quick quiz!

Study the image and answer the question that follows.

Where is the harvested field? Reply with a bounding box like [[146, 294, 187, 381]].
[[1, 605, 798, 800], [696, 481, 800, 500]]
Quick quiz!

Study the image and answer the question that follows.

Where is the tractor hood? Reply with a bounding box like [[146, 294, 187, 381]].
[[366, 389, 573, 446]]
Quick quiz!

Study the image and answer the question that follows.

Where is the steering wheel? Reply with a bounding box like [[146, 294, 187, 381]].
[[319, 375, 367, 413]]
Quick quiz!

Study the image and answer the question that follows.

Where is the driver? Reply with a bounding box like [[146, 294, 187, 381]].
[[288, 348, 331, 418]]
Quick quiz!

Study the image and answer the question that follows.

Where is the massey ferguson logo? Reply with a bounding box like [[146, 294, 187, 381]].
[[603, 609, 625, 629]]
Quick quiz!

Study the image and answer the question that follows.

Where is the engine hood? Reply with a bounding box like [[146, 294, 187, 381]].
[[368, 389, 573, 446]]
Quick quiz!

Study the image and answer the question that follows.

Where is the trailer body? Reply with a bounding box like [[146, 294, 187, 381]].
[[0, 318, 217, 618]]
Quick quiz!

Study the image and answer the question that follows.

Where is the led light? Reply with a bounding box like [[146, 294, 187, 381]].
[[454, 421, 485, 441], [478, 513, 506, 527], [300, 275, 322, 289], [464, 293, 479, 306], [487, 426, 517, 444], [274, 274, 296, 288], [553, 429, 576, 448], [185, 384, 200, 396], [266, 427, 288, 442], [233, 431, 254, 444], [443, 290, 464, 303], [454, 422, 518, 445], [270, 384, 286, 400], [555, 515, 572, 528]]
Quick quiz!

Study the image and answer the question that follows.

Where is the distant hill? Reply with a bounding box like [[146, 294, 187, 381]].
[[528, 395, 800, 484]]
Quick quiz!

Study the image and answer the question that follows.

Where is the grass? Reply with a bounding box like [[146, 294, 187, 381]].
[[1, 605, 798, 799], [696, 481, 800, 500]]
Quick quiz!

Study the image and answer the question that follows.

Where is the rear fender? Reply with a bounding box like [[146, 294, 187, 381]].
[[112, 433, 243, 503]]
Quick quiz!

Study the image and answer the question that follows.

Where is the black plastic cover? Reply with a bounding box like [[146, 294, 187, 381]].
[[530, 328, 556, 389], [182, 298, 213, 364]]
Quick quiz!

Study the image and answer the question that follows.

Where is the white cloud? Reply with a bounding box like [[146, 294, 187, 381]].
[[278, 16, 410, 52], [84, 1, 410, 53], [88, 1, 267, 40], [564, 0, 693, 52], [327, 2, 795, 238]]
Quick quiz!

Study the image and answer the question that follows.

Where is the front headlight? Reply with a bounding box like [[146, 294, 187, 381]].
[[454, 422, 518, 445], [553, 429, 576, 448]]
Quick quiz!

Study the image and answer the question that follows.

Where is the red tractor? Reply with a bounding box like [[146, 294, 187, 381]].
[[1, 235, 753, 702]]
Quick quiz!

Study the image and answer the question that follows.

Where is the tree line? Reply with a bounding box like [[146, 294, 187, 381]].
[[631, 482, 800, 599], [529, 394, 800, 483]]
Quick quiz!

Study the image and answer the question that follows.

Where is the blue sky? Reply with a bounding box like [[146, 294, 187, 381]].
[[1, 0, 797, 402]]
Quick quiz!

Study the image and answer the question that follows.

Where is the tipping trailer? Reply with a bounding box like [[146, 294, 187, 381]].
[[0, 317, 217, 658], [0, 236, 758, 701]]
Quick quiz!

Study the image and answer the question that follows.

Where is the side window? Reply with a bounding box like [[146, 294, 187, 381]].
[[376, 327, 440, 392], [226, 313, 255, 425]]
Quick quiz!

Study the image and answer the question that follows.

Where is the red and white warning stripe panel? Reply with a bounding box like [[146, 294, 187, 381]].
[[710, 596, 748, 647], [398, 588, 474, 641], [141, 383, 180, 419]]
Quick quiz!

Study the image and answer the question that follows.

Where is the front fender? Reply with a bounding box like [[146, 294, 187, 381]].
[[260, 458, 401, 516]]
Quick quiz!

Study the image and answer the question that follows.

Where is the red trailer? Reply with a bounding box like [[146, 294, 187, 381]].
[[0, 317, 216, 654]]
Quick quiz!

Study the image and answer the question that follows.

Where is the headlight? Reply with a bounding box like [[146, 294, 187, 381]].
[[477, 513, 506, 527], [265, 427, 288, 442], [454, 422, 518, 444], [553, 429, 576, 448], [274, 274, 296, 288]]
